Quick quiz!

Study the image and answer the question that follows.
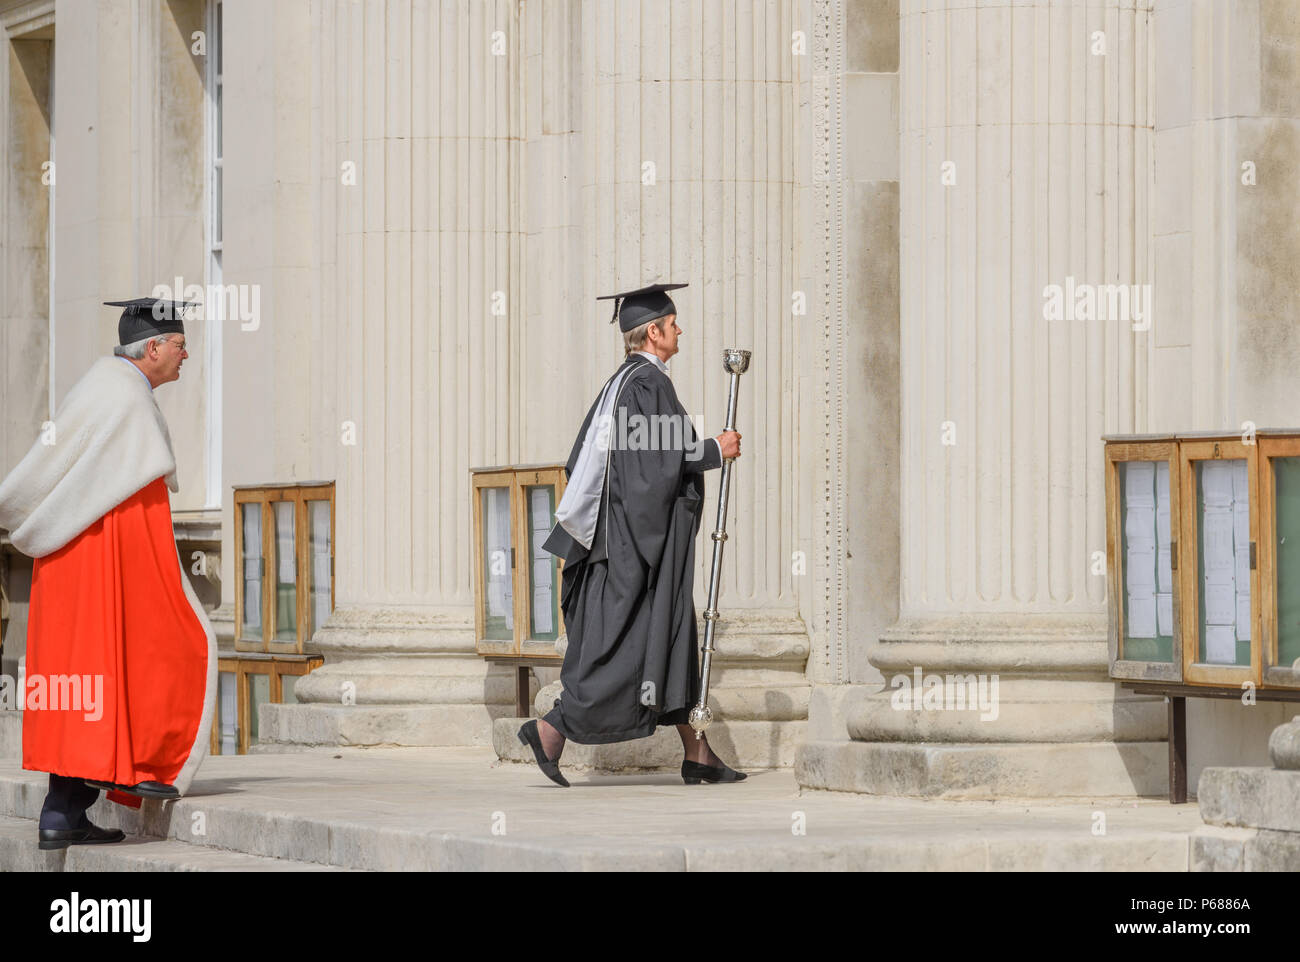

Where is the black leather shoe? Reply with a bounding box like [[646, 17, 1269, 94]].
[[517, 719, 569, 788], [83, 780, 121, 792], [681, 759, 748, 784], [38, 821, 127, 850], [121, 781, 179, 800]]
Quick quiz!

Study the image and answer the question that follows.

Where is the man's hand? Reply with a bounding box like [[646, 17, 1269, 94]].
[[715, 430, 742, 460]]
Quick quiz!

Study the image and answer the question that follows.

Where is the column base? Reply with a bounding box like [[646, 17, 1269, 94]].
[[261, 702, 517, 748], [493, 608, 811, 770], [800, 618, 1172, 797], [493, 717, 806, 770], [795, 739, 1169, 798], [255, 605, 519, 748]]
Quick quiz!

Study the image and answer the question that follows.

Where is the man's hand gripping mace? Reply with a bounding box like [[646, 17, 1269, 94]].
[[688, 348, 751, 739]]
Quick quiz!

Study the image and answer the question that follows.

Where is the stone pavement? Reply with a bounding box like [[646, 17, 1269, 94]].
[[0, 746, 1219, 871]]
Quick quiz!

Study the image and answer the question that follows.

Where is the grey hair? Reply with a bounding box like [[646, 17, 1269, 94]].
[[623, 316, 668, 356], [113, 334, 173, 360]]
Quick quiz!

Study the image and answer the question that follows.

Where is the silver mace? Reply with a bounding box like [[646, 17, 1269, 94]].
[[688, 348, 751, 739]]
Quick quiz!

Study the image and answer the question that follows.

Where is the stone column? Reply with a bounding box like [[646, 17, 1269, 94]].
[[555, 0, 809, 767], [0, 8, 52, 469], [1149, 0, 1300, 776], [795, 0, 905, 751], [799, 0, 1169, 796], [260, 0, 523, 747]]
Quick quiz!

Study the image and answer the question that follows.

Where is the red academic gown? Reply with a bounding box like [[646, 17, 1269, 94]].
[[22, 476, 210, 789]]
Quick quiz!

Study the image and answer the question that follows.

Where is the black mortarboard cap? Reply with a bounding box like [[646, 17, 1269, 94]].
[[597, 282, 688, 333], [105, 297, 194, 346]]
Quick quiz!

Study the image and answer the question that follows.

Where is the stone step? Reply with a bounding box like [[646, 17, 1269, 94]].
[[1191, 824, 1300, 871], [0, 814, 350, 872], [0, 749, 1201, 871], [795, 739, 1170, 798], [1197, 766, 1300, 832]]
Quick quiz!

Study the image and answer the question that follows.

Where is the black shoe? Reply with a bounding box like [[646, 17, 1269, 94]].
[[83, 780, 121, 792], [121, 781, 179, 800], [38, 821, 127, 851], [517, 719, 569, 788], [681, 759, 748, 784]]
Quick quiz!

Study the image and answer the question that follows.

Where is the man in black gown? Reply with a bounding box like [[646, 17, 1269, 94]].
[[517, 283, 746, 786]]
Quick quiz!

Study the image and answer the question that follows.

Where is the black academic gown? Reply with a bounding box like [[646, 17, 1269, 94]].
[[541, 354, 722, 743]]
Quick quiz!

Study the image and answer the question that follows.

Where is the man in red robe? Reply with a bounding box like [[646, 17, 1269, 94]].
[[0, 298, 216, 849]]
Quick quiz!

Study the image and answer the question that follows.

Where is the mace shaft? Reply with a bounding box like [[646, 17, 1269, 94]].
[[689, 348, 751, 740]]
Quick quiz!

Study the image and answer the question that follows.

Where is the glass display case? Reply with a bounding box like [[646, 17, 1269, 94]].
[[470, 465, 566, 662], [234, 482, 335, 654], [210, 652, 323, 755], [1104, 432, 1300, 690]]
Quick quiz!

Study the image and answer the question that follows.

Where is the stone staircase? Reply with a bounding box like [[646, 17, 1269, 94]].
[[0, 745, 1210, 872], [0, 814, 347, 871], [1189, 718, 1300, 871]]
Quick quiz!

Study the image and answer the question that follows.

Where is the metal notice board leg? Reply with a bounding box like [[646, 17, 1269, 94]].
[[1168, 696, 1188, 804]]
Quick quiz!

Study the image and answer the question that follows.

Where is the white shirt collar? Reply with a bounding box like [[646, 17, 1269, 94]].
[[633, 350, 669, 374], [118, 356, 154, 391]]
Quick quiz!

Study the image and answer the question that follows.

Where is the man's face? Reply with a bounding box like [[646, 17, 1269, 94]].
[[648, 314, 681, 359], [149, 334, 188, 384]]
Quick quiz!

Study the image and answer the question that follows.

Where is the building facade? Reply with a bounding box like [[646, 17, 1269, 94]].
[[1, 0, 1297, 794]]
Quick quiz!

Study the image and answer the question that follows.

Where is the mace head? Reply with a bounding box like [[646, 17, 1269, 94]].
[[722, 349, 751, 375], [688, 704, 713, 737]]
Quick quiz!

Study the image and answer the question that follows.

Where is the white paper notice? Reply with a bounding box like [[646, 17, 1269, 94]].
[[1232, 459, 1250, 501], [1128, 595, 1157, 639], [1205, 625, 1237, 663], [1126, 506, 1155, 544], [1157, 593, 1173, 636], [1155, 461, 1173, 604], [1233, 501, 1250, 549], [1235, 552, 1251, 590], [1126, 461, 1155, 502], [1204, 583, 1236, 626], [1197, 459, 1251, 657], [1203, 510, 1235, 566], [1127, 548, 1156, 592], [1125, 462, 1164, 641], [1202, 461, 1234, 506]]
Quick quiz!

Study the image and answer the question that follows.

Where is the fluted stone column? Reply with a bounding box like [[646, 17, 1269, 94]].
[[798, 0, 1170, 796], [569, 0, 810, 767], [259, 0, 524, 747], [494, 0, 810, 768]]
